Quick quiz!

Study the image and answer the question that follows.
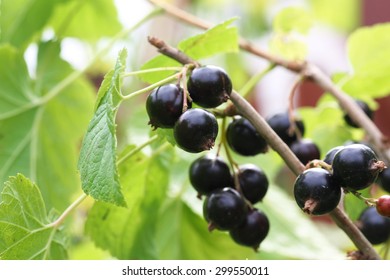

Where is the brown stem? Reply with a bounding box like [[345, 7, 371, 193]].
[[147, 36, 381, 260]]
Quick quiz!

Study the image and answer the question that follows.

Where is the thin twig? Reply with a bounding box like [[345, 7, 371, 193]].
[[147, 35, 381, 260]]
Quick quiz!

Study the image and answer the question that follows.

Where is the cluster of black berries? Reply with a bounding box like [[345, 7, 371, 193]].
[[293, 143, 385, 215], [146, 65, 271, 250], [146, 65, 231, 153], [189, 154, 270, 251]]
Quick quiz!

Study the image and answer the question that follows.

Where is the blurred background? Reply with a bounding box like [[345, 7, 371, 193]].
[[56, 0, 390, 136]]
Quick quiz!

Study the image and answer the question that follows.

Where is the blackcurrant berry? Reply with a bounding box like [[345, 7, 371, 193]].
[[332, 144, 384, 191], [189, 154, 233, 196], [376, 195, 390, 218], [344, 100, 374, 128], [238, 164, 269, 204], [187, 65, 232, 108], [357, 207, 390, 245], [290, 139, 321, 165], [377, 167, 390, 193], [173, 108, 218, 153], [229, 209, 270, 250], [266, 112, 305, 146], [323, 146, 344, 165], [226, 117, 268, 156], [294, 168, 341, 215], [146, 84, 191, 128], [203, 187, 248, 231]]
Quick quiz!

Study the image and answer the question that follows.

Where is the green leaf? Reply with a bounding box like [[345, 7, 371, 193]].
[[343, 23, 390, 98], [178, 17, 239, 60], [308, 0, 360, 32], [85, 146, 174, 259], [0, 43, 95, 210], [0, 0, 64, 48], [273, 7, 313, 34], [0, 174, 67, 259], [49, 0, 122, 41], [78, 49, 127, 207], [269, 8, 313, 61], [140, 18, 239, 84]]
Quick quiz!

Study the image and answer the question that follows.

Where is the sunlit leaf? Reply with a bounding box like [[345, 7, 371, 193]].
[[343, 23, 390, 98], [0, 174, 67, 260], [0, 43, 94, 210], [269, 7, 313, 60], [140, 18, 239, 84], [273, 7, 313, 34], [0, 0, 64, 48], [308, 0, 360, 32], [178, 17, 239, 59], [49, 0, 122, 41]]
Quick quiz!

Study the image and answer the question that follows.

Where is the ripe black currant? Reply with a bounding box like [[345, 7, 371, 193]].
[[146, 84, 191, 128], [226, 117, 268, 156], [238, 164, 269, 204], [343, 100, 374, 128], [203, 187, 248, 231], [290, 139, 321, 165], [189, 154, 233, 196], [229, 208, 270, 250], [266, 112, 305, 146], [294, 168, 341, 215], [332, 144, 384, 191], [357, 207, 390, 245], [376, 195, 390, 218], [187, 65, 232, 108], [173, 108, 218, 153], [377, 167, 390, 193], [323, 146, 344, 165]]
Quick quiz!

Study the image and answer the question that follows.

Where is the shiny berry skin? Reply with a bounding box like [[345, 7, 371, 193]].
[[376, 195, 390, 217], [187, 65, 232, 108], [238, 164, 269, 204], [377, 167, 390, 193], [266, 112, 305, 146], [323, 146, 344, 165], [146, 84, 190, 128], [203, 188, 248, 231], [344, 100, 373, 128], [357, 207, 390, 245], [332, 144, 383, 191], [226, 117, 268, 156], [229, 209, 270, 250], [290, 139, 321, 165], [189, 154, 233, 196], [294, 168, 341, 215], [173, 108, 218, 153]]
